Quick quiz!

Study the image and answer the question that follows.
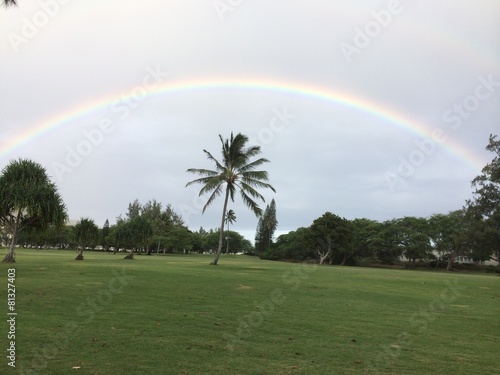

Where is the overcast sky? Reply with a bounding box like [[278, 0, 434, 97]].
[[1, 1, 499, 241]]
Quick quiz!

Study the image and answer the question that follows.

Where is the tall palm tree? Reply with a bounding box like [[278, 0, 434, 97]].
[[186, 132, 275, 265], [225, 209, 236, 254], [0, 158, 67, 263]]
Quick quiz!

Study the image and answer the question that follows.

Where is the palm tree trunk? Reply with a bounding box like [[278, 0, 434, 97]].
[[211, 186, 230, 265], [2, 211, 21, 263]]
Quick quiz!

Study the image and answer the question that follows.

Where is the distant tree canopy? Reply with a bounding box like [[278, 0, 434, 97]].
[[466, 134, 500, 263]]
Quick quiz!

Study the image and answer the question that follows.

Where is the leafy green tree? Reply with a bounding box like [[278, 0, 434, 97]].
[[162, 226, 193, 253], [429, 210, 471, 270], [351, 218, 383, 262], [190, 227, 206, 254], [186, 132, 275, 265], [117, 199, 186, 255], [114, 216, 153, 259], [370, 220, 404, 264], [0, 159, 67, 263], [140, 199, 164, 255], [273, 227, 313, 261], [101, 219, 110, 252], [127, 199, 142, 221], [466, 134, 500, 264], [164, 203, 185, 227], [308, 212, 354, 265], [396, 217, 432, 268], [201, 229, 221, 254], [73, 218, 99, 260]]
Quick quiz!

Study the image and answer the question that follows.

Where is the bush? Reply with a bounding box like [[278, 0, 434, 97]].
[[486, 265, 500, 274]]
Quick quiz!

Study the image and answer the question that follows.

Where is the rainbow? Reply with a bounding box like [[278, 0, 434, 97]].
[[0, 77, 487, 170]]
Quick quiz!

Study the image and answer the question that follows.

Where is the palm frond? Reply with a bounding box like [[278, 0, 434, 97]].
[[203, 149, 225, 172], [186, 167, 219, 176], [185, 175, 217, 188], [2, 0, 17, 8], [243, 145, 262, 159], [198, 175, 225, 196], [238, 181, 267, 201], [241, 177, 276, 193], [202, 184, 223, 213], [239, 188, 263, 217], [238, 157, 270, 173]]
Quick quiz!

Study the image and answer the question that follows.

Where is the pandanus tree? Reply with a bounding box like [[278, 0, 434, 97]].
[[73, 218, 99, 260], [186, 132, 275, 265], [0, 158, 67, 263]]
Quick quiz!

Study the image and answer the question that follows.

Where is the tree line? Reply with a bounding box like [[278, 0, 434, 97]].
[[263, 210, 497, 271], [1, 133, 498, 270], [6, 198, 253, 260], [260, 135, 500, 271]]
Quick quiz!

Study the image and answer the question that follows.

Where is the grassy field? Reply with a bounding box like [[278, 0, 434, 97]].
[[0, 249, 498, 375]]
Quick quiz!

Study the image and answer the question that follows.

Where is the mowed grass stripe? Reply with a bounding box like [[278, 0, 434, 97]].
[[1, 249, 498, 374]]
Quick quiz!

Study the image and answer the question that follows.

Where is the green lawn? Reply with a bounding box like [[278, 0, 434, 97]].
[[0, 249, 498, 375]]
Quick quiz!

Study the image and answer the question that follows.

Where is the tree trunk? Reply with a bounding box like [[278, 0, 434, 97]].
[[124, 250, 134, 260], [2, 211, 21, 263], [211, 186, 230, 265], [75, 248, 84, 260], [340, 253, 350, 266], [318, 246, 331, 265], [447, 250, 457, 271]]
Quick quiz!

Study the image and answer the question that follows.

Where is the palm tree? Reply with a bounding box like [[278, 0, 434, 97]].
[[225, 209, 236, 254], [0, 158, 67, 263], [2, 0, 17, 7], [186, 132, 275, 265], [225, 209, 236, 230]]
